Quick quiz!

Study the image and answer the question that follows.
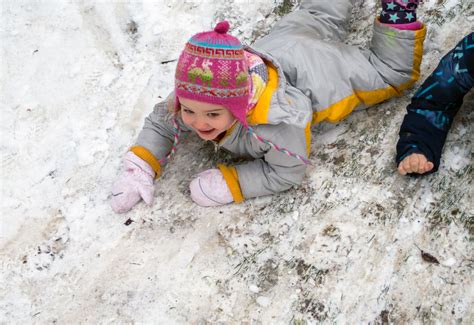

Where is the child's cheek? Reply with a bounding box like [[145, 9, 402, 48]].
[[180, 112, 185, 122], [181, 113, 190, 126]]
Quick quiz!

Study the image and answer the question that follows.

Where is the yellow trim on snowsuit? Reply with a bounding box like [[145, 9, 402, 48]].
[[312, 23, 426, 124], [217, 164, 244, 203], [305, 122, 311, 155], [130, 146, 162, 178]]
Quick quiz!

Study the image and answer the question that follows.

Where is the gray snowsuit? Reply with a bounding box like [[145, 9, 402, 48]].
[[132, 0, 426, 203]]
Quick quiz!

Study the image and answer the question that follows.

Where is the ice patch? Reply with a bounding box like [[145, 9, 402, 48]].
[[441, 257, 456, 267], [249, 284, 260, 293], [256, 296, 270, 307]]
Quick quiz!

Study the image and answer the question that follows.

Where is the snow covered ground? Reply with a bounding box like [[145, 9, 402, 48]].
[[1, 0, 473, 323]]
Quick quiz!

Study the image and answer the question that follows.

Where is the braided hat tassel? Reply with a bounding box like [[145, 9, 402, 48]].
[[247, 126, 312, 165], [158, 117, 182, 165], [159, 120, 312, 166]]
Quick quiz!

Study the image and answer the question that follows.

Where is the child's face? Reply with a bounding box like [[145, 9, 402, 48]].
[[179, 97, 236, 141]]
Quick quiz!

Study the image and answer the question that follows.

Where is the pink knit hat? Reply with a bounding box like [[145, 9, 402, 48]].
[[174, 21, 251, 126]]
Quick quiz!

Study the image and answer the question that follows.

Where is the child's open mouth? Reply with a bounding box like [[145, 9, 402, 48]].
[[197, 128, 215, 135]]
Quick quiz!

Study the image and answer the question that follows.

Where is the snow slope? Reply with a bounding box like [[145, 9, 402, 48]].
[[1, 0, 473, 323]]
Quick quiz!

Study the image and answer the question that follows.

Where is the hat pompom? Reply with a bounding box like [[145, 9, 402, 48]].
[[214, 21, 230, 34]]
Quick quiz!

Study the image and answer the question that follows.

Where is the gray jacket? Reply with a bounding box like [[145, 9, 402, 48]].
[[134, 0, 426, 200]]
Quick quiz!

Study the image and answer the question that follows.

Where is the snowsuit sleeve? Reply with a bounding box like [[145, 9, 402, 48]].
[[218, 122, 309, 201], [132, 92, 191, 177], [396, 33, 474, 172]]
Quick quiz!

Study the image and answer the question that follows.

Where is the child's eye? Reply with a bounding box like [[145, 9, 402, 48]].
[[182, 108, 194, 114], [208, 113, 220, 118]]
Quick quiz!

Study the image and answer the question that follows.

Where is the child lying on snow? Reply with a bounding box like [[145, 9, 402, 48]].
[[396, 33, 473, 175], [111, 0, 426, 213]]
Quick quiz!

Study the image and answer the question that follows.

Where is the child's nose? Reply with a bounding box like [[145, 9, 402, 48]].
[[193, 118, 208, 129]]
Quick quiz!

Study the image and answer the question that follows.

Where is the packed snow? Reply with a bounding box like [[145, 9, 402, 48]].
[[1, 0, 473, 323]]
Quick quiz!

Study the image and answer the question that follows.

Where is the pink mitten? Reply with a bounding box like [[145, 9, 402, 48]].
[[110, 152, 155, 214], [189, 169, 234, 207]]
